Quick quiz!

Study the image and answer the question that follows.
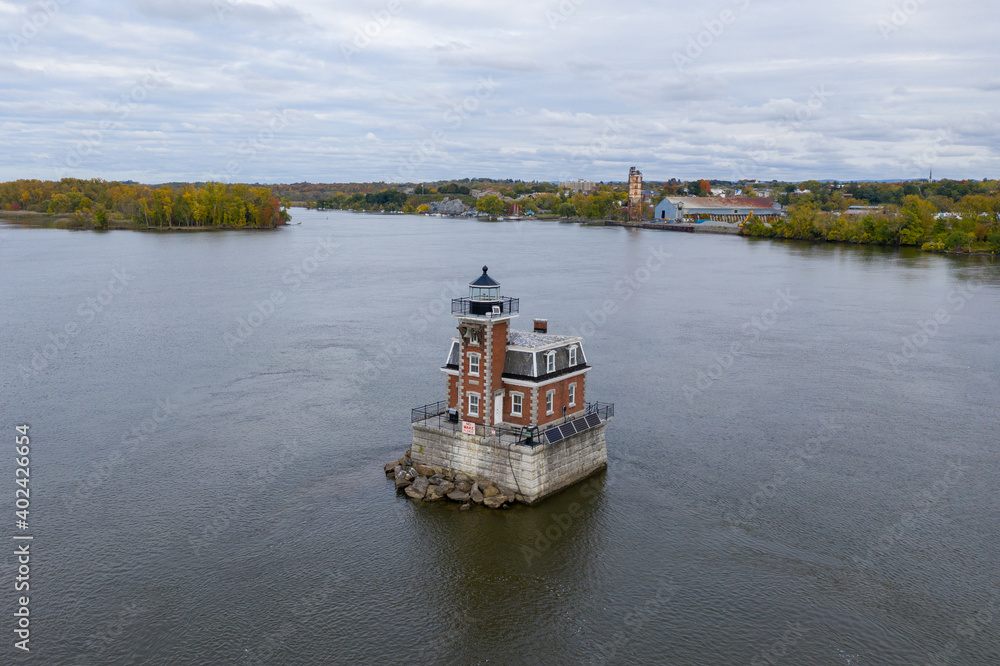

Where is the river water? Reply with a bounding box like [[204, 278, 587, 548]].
[[1, 209, 998, 664]]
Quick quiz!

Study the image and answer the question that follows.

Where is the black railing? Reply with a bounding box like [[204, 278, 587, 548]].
[[585, 401, 614, 420], [451, 296, 519, 318], [411, 400, 450, 423], [411, 400, 613, 446], [411, 401, 537, 445]]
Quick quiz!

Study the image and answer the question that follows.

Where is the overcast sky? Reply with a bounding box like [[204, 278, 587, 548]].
[[2, 0, 997, 184]]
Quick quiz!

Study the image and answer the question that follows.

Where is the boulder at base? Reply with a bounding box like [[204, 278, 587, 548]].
[[394, 470, 412, 489], [483, 495, 507, 509], [447, 490, 470, 502]]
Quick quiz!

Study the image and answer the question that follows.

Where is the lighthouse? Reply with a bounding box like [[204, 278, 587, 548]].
[[409, 266, 614, 505]]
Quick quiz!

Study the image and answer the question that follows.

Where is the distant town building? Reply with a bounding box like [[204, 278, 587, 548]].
[[654, 196, 782, 223], [843, 205, 885, 216], [627, 167, 643, 222], [559, 179, 597, 193]]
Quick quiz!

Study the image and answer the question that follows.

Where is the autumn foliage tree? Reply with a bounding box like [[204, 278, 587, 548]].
[[0, 179, 289, 228]]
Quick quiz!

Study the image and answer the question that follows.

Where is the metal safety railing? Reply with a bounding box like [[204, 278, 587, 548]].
[[411, 400, 538, 445], [411, 400, 450, 424], [411, 400, 614, 447], [585, 401, 615, 421], [450, 296, 519, 318]]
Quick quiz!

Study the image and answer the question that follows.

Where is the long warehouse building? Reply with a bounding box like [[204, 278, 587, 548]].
[[653, 196, 783, 223]]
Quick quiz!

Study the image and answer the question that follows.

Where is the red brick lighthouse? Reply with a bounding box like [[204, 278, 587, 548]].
[[410, 266, 613, 505]]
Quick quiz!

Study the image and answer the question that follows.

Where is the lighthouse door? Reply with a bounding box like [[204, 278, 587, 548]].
[[493, 393, 503, 425]]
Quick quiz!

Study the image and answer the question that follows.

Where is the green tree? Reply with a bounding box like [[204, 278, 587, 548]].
[[898, 195, 936, 245], [781, 204, 820, 239], [476, 195, 505, 218], [556, 202, 577, 218]]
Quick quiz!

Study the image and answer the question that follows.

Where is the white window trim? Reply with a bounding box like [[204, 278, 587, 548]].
[[568, 382, 577, 407], [470, 329, 480, 346], [468, 352, 480, 377], [568, 345, 577, 366], [511, 391, 523, 417], [545, 350, 556, 374], [468, 392, 480, 417], [545, 389, 555, 415]]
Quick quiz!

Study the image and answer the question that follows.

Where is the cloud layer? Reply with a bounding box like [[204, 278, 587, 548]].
[[1, 0, 996, 183]]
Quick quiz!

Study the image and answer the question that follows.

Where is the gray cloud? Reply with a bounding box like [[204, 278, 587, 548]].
[[0, 0, 995, 182]]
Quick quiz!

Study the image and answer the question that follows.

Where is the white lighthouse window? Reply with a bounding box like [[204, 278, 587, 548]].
[[568, 346, 577, 366], [545, 389, 555, 415], [468, 393, 480, 417], [468, 352, 480, 376], [511, 392, 523, 417], [470, 328, 480, 346], [569, 383, 577, 407], [545, 351, 556, 374]]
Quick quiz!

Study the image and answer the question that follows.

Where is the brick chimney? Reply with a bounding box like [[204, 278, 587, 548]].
[[534, 319, 548, 333]]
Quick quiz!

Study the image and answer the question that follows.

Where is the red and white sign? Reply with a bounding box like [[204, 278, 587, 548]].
[[461, 420, 475, 435]]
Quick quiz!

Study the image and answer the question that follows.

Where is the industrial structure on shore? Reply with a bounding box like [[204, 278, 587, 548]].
[[627, 167, 643, 222], [653, 196, 782, 223]]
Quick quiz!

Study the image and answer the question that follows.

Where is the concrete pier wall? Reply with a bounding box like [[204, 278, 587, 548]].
[[411, 421, 608, 504]]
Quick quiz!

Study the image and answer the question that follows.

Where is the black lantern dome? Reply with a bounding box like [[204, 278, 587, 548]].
[[452, 266, 519, 318], [469, 266, 500, 301]]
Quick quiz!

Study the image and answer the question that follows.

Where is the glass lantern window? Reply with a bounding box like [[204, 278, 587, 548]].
[[470, 286, 499, 300]]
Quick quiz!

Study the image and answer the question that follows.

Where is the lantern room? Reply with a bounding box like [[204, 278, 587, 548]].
[[451, 266, 519, 318]]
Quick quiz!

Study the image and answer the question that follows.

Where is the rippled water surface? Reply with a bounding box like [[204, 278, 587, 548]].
[[1, 210, 998, 664]]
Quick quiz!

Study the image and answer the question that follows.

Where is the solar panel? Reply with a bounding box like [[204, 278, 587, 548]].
[[543, 413, 606, 444]]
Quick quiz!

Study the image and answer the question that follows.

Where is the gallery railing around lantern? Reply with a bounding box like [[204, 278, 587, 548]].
[[450, 296, 519, 318]]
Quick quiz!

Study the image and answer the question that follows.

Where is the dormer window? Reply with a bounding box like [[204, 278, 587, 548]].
[[468, 352, 480, 376], [545, 351, 556, 374], [568, 346, 577, 366]]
